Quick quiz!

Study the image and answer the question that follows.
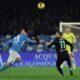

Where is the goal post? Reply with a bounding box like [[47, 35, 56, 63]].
[[59, 22, 80, 52], [59, 22, 80, 32]]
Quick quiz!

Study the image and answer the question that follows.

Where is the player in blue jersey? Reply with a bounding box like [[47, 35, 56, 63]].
[[0, 28, 36, 71]]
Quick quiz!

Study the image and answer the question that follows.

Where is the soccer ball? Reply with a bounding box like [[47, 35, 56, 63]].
[[37, 2, 45, 10]]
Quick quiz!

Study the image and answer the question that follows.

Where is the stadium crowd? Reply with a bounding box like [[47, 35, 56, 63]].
[[0, 0, 80, 35], [0, 34, 80, 52]]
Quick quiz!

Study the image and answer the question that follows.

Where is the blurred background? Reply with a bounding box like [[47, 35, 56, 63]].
[[0, 0, 80, 35]]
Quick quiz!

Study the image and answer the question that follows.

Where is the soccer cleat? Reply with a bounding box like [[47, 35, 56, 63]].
[[61, 75, 64, 77], [70, 70, 73, 76], [59, 74, 64, 78]]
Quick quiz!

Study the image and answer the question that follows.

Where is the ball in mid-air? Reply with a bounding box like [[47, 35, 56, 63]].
[[37, 2, 45, 9]]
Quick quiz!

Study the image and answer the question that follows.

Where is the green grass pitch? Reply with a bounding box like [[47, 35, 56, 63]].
[[0, 67, 80, 80]]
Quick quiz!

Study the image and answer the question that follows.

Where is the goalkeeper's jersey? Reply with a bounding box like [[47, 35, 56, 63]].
[[63, 32, 76, 43]]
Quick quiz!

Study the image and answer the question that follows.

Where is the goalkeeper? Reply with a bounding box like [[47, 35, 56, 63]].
[[62, 27, 76, 69]]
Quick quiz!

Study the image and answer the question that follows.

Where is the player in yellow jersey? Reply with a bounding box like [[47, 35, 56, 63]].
[[62, 27, 76, 69]]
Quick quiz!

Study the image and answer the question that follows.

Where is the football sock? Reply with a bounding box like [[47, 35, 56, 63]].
[[57, 66, 64, 76], [0, 63, 11, 72]]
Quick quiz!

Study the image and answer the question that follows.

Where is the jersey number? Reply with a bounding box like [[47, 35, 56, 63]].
[[13, 36, 20, 43], [59, 41, 66, 49]]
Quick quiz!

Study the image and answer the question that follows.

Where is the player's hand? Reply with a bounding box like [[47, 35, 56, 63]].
[[45, 46, 50, 52]]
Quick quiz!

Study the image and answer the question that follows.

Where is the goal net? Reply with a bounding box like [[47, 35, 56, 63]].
[[59, 22, 80, 52]]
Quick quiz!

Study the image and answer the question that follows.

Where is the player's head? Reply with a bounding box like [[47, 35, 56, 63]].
[[20, 24, 28, 35], [55, 31, 62, 38], [21, 29, 28, 35], [65, 27, 71, 33]]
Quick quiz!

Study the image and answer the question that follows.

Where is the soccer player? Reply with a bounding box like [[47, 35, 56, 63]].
[[48, 31, 73, 77], [63, 27, 76, 69], [0, 28, 36, 72]]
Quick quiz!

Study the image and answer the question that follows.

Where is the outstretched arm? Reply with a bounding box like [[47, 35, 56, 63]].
[[6, 39, 13, 45], [26, 37, 36, 44], [48, 41, 55, 48], [3, 39, 13, 48]]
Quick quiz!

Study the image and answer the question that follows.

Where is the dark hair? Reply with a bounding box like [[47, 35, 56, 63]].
[[56, 31, 62, 36], [19, 24, 28, 33]]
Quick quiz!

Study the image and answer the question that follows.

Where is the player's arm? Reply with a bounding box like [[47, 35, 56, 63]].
[[5, 39, 13, 45], [48, 40, 55, 48], [71, 33, 76, 43], [26, 37, 36, 44], [3, 39, 13, 48], [64, 39, 73, 52]]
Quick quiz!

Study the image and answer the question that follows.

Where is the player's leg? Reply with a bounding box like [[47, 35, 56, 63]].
[[60, 46, 71, 68], [66, 52, 73, 76], [69, 53, 76, 69], [56, 56, 64, 76], [7, 50, 21, 64], [0, 53, 11, 72], [67, 46, 76, 69], [0, 50, 21, 72], [0, 54, 3, 67], [60, 62, 64, 69], [0, 63, 11, 72]]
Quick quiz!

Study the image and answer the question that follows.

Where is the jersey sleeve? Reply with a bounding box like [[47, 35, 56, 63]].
[[48, 40, 55, 48], [3, 39, 13, 48], [64, 39, 73, 52], [71, 33, 76, 43], [6, 39, 13, 45], [25, 37, 36, 44]]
